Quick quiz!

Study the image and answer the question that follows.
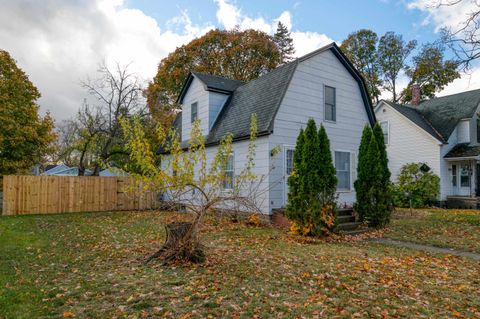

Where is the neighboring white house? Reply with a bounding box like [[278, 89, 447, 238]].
[[42, 164, 93, 176], [375, 89, 480, 203], [164, 43, 376, 214], [42, 165, 128, 177]]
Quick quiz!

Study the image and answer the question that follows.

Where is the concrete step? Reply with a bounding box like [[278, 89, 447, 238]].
[[335, 221, 363, 231], [337, 214, 355, 223], [337, 208, 354, 217]]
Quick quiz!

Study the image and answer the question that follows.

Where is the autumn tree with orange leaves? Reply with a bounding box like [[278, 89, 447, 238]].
[[146, 28, 281, 127]]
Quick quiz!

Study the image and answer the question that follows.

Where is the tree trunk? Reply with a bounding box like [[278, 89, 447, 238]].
[[145, 221, 205, 265]]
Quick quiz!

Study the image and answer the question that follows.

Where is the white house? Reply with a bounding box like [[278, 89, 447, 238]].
[[167, 43, 376, 214], [375, 89, 480, 205]]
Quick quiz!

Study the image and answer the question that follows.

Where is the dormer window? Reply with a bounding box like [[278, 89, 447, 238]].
[[191, 102, 198, 123]]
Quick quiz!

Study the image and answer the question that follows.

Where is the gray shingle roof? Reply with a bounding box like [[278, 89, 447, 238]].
[[414, 89, 480, 141], [385, 89, 480, 143], [206, 61, 298, 144], [384, 101, 446, 143], [444, 143, 480, 158]]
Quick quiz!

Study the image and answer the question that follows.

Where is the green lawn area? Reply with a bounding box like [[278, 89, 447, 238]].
[[1, 211, 480, 318], [384, 208, 480, 253]]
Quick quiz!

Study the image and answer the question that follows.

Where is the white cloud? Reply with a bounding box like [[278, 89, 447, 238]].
[[407, 0, 478, 32], [0, 0, 214, 121], [214, 0, 334, 57], [0, 0, 334, 121], [437, 68, 480, 96]]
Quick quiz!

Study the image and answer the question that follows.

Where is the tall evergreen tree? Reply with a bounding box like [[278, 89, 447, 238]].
[[354, 125, 393, 228], [371, 123, 393, 226], [286, 120, 337, 236], [373, 123, 390, 184], [273, 21, 296, 64], [317, 125, 337, 194], [286, 128, 305, 223], [299, 119, 321, 201], [354, 126, 373, 221]]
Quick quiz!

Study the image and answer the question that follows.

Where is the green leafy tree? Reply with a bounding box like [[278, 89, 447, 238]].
[[0, 49, 56, 176], [147, 28, 281, 126], [273, 21, 296, 64], [340, 29, 382, 103], [393, 163, 440, 208], [286, 119, 336, 236], [401, 43, 460, 103], [378, 32, 417, 103]]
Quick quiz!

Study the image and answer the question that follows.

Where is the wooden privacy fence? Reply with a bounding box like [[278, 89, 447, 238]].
[[2, 176, 160, 216]]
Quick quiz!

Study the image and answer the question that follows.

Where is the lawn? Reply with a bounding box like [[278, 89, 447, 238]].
[[1, 211, 479, 319], [384, 208, 480, 253]]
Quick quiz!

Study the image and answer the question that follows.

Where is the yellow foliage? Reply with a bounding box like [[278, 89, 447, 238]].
[[246, 214, 262, 227]]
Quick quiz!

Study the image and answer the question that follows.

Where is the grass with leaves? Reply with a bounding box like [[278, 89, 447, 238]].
[[1, 211, 479, 318], [385, 208, 480, 253]]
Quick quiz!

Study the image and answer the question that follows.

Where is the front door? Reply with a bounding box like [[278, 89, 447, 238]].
[[459, 163, 472, 196], [451, 164, 458, 196], [283, 146, 295, 207]]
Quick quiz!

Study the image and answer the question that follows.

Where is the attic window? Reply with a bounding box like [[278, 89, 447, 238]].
[[324, 86, 336, 122], [191, 102, 198, 123]]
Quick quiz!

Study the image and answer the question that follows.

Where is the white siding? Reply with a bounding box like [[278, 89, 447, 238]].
[[375, 102, 442, 184], [181, 77, 209, 141], [457, 119, 470, 143], [268, 49, 370, 209]]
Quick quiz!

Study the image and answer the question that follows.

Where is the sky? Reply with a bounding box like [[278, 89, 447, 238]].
[[0, 0, 479, 122]]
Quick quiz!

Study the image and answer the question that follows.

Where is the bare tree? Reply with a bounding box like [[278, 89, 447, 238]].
[[437, 0, 480, 69]]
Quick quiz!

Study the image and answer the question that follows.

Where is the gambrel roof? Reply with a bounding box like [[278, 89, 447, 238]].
[[173, 42, 376, 147]]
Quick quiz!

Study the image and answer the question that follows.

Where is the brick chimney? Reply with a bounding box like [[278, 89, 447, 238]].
[[411, 84, 421, 106]]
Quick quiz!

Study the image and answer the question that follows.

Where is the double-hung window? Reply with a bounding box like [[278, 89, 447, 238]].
[[335, 151, 351, 191], [324, 86, 336, 122], [191, 102, 198, 123], [380, 121, 389, 144], [222, 154, 234, 190]]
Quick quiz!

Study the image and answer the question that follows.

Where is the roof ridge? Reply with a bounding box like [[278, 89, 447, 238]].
[[191, 71, 245, 83], [421, 88, 480, 102]]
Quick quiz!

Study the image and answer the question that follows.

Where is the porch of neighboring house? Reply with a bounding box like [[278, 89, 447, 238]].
[[444, 144, 480, 209]]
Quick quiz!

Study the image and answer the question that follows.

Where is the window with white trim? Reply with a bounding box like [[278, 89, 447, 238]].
[[191, 102, 198, 123], [324, 86, 336, 122], [380, 121, 389, 144], [222, 154, 234, 190], [335, 151, 351, 191], [286, 149, 294, 175], [460, 164, 470, 187]]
